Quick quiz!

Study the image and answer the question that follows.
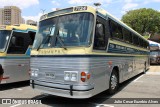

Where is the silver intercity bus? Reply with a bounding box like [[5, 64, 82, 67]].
[[30, 6, 150, 98]]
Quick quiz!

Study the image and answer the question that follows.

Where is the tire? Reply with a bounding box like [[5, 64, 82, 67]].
[[108, 69, 119, 95]]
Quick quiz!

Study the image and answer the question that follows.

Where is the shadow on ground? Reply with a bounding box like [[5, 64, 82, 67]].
[[0, 81, 29, 91], [150, 64, 160, 66]]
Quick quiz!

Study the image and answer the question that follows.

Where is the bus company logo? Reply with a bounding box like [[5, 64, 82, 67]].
[[39, 50, 61, 55], [2, 99, 11, 104]]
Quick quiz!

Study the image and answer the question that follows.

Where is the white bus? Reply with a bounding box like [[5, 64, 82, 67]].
[[0, 24, 37, 84], [30, 6, 149, 98]]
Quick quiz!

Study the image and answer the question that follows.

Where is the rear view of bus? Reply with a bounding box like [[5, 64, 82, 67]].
[[30, 6, 149, 98], [0, 24, 37, 84]]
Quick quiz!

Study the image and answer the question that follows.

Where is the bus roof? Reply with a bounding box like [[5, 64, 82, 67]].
[[0, 24, 37, 32]]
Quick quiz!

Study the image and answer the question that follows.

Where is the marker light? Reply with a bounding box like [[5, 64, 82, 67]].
[[87, 74, 91, 79]]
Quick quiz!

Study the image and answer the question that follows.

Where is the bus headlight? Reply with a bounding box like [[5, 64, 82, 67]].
[[64, 72, 70, 81], [31, 69, 39, 77], [31, 72, 35, 76], [71, 73, 78, 81], [64, 71, 78, 81], [34, 70, 38, 77]]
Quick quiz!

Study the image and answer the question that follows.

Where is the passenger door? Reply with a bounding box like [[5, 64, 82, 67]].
[[93, 16, 110, 92]]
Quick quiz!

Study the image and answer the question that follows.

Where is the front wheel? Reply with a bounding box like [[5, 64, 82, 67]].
[[108, 70, 119, 95]]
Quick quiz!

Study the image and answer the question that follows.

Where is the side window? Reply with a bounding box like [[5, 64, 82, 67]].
[[139, 38, 143, 47], [7, 36, 25, 54], [7, 32, 33, 54], [133, 34, 139, 46], [143, 41, 146, 48], [110, 20, 123, 40], [123, 28, 131, 43], [93, 19, 106, 50], [144, 41, 149, 49]]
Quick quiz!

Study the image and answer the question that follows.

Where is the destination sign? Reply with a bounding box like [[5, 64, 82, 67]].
[[74, 6, 87, 11]]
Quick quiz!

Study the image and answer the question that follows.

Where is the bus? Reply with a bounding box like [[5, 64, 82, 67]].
[[0, 24, 37, 84], [149, 40, 160, 64], [30, 6, 150, 98]]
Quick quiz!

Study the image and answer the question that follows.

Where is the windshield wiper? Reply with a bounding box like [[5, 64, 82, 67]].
[[37, 34, 52, 51], [55, 30, 67, 50], [56, 34, 67, 50]]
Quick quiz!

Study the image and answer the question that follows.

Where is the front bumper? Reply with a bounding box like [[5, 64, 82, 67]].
[[30, 80, 94, 98]]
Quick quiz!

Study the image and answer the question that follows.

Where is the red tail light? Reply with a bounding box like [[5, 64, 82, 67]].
[[81, 72, 91, 82], [81, 72, 86, 82]]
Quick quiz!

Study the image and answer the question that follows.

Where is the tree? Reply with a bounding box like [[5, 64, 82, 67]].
[[121, 8, 160, 37]]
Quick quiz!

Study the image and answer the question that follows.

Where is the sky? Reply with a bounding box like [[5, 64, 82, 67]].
[[0, 0, 160, 22]]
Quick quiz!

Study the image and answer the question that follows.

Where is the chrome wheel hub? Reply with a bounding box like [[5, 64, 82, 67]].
[[111, 75, 117, 90]]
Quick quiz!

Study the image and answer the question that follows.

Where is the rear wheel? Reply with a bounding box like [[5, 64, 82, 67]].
[[108, 69, 119, 94]]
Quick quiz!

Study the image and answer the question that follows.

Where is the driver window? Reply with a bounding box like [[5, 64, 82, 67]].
[[93, 20, 106, 50], [7, 32, 33, 54]]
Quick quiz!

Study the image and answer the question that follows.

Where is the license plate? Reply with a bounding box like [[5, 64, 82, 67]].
[[45, 72, 55, 78]]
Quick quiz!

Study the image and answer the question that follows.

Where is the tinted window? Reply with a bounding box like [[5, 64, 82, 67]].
[[133, 34, 139, 46], [123, 28, 131, 43], [110, 20, 123, 40], [139, 38, 143, 47], [7, 32, 33, 54]]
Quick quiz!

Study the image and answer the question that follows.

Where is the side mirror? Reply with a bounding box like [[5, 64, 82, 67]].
[[11, 36, 16, 45]]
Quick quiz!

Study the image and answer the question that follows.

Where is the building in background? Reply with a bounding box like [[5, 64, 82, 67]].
[[26, 20, 37, 26], [0, 8, 4, 25], [21, 17, 25, 24], [0, 6, 22, 25]]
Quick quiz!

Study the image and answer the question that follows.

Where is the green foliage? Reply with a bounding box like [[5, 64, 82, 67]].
[[121, 8, 160, 36], [143, 35, 150, 39]]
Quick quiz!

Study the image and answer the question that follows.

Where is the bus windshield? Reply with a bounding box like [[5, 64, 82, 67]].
[[33, 13, 94, 49], [0, 30, 11, 52]]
